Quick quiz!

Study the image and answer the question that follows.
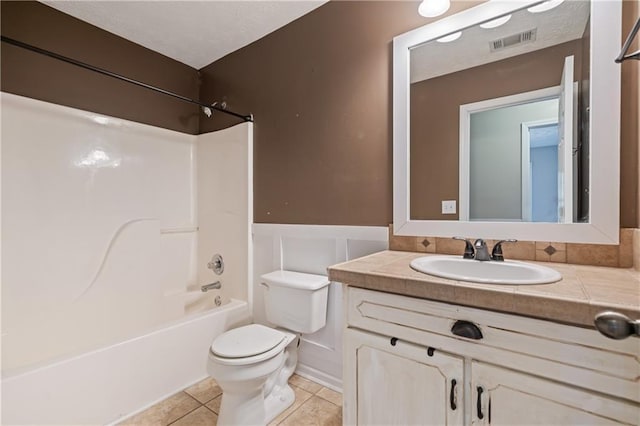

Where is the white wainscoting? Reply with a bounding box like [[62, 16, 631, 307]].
[[252, 224, 388, 390]]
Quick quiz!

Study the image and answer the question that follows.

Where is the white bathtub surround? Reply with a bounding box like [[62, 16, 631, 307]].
[[196, 124, 253, 306], [252, 224, 388, 390], [1, 93, 254, 424], [2, 300, 250, 425], [1, 92, 197, 371]]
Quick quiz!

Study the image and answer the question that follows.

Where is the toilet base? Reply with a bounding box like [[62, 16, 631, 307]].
[[218, 387, 265, 426], [210, 332, 300, 426], [264, 383, 295, 424]]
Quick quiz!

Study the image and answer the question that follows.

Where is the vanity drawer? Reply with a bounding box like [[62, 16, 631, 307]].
[[346, 286, 640, 402]]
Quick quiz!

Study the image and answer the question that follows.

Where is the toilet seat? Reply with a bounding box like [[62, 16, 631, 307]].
[[210, 324, 295, 366]]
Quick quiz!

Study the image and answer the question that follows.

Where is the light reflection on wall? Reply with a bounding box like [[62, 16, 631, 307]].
[[75, 149, 121, 169]]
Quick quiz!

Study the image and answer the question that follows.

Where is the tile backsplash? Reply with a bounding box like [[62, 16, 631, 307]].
[[388, 225, 637, 269]]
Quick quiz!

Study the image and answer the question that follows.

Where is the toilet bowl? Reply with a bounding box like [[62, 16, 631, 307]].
[[207, 270, 330, 426], [207, 324, 298, 425]]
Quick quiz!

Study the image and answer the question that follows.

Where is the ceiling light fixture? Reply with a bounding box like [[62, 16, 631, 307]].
[[479, 14, 512, 29], [418, 0, 451, 18], [527, 0, 564, 13], [436, 31, 462, 43]]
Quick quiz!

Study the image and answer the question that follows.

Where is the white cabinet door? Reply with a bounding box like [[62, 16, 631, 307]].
[[344, 328, 464, 426], [471, 362, 639, 425]]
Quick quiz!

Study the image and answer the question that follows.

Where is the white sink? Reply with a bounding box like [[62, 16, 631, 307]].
[[410, 256, 562, 285]]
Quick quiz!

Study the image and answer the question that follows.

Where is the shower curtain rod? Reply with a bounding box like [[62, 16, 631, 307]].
[[615, 17, 640, 63], [1, 36, 253, 122]]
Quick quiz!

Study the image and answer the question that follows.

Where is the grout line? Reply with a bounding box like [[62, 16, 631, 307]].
[[272, 383, 306, 426], [196, 392, 222, 407], [205, 395, 222, 414], [166, 402, 203, 426], [203, 405, 218, 416], [273, 399, 301, 425], [314, 392, 341, 407]]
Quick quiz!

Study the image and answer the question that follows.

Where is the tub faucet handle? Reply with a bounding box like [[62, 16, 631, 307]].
[[207, 254, 224, 275]]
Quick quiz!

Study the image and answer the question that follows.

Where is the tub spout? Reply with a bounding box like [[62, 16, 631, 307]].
[[201, 281, 222, 292]]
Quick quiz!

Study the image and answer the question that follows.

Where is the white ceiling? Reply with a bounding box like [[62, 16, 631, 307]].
[[410, 1, 590, 83], [41, 1, 327, 69]]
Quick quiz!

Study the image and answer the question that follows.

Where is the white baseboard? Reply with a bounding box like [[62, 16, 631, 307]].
[[295, 363, 343, 393]]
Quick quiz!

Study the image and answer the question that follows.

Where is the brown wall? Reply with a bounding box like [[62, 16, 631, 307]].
[[409, 40, 584, 220], [201, 0, 638, 228], [1, 1, 201, 134], [199, 1, 477, 225], [3, 1, 637, 228]]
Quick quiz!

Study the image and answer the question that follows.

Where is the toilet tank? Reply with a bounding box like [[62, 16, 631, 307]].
[[261, 270, 330, 334]]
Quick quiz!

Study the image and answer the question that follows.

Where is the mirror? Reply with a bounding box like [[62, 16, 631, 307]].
[[393, 0, 621, 243]]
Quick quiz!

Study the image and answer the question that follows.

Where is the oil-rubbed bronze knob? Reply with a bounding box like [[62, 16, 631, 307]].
[[594, 311, 640, 339], [451, 320, 483, 340]]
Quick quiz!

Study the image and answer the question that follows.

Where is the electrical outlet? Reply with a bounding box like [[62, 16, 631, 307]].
[[442, 200, 457, 215]]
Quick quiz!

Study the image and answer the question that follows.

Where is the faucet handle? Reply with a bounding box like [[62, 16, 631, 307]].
[[491, 239, 517, 261], [453, 237, 474, 259]]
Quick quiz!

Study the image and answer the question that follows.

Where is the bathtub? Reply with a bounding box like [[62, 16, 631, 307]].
[[1, 298, 250, 425]]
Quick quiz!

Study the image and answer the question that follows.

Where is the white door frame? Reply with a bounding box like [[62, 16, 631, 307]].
[[521, 119, 559, 222], [459, 86, 561, 221], [557, 55, 575, 224]]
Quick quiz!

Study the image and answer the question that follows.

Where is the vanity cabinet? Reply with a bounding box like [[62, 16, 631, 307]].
[[471, 362, 635, 425], [345, 328, 463, 426], [343, 287, 640, 425]]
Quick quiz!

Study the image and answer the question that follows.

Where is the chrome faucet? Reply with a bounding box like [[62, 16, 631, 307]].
[[201, 281, 222, 292]]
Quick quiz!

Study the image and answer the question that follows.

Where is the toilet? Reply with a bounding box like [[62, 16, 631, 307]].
[[207, 270, 330, 425]]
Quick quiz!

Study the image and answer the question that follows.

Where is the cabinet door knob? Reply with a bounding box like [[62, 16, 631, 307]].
[[477, 386, 484, 420], [450, 379, 457, 410], [452, 320, 483, 340], [594, 311, 640, 339]]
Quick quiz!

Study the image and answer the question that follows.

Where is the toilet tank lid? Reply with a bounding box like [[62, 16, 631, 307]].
[[261, 270, 330, 290]]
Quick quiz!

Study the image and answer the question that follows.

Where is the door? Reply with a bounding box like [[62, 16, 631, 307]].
[[557, 55, 574, 223], [471, 362, 638, 425], [344, 328, 464, 426], [521, 119, 559, 222]]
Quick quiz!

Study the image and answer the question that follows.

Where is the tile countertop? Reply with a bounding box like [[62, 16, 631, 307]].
[[327, 250, 640, 328]]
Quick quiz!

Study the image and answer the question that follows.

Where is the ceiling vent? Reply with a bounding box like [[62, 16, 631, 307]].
[[490, 28, 537, 52]]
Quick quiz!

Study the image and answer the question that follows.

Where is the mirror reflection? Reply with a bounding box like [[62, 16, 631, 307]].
[[409, 0, 590, 223]]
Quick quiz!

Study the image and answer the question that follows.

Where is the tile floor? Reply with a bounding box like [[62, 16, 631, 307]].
[[119, 374, 342, 426]]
